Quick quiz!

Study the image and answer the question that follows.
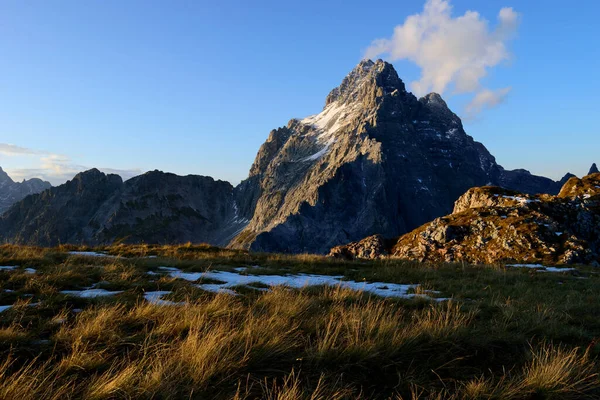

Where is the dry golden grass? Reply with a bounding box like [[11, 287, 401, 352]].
[[0, 323, 28, 343], [0, 289, 477, 398], [2, 244, 600, 398], [519, 343, 599, 398]]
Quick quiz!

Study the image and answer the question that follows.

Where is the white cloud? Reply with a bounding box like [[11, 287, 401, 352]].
[[465, 87, 512, 119], [0, 142, 141, 185], [0, 143, 41, 156], [364, 0, 519, 115]]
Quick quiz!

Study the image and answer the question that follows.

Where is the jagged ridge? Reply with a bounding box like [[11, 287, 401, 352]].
[[0, 169, 246, 246], [0, 167, 51, 214]]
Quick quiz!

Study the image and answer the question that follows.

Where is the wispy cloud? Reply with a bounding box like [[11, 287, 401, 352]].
[[365, 0, 519, 116], [0, 143, 42, 156], [0, 142, 141, 185], [465, 87, 512, 119]]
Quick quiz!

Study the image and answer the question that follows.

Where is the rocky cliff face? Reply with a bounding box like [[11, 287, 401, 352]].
[[0, 167, 51, 214], [0, 169, 245, 246], [230, 60, 565, 253], [92, 171, 245, 245], [331, 173, 600, 265]]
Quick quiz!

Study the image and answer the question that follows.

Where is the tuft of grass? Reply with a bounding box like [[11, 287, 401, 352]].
[[519, 342, 599, 398]]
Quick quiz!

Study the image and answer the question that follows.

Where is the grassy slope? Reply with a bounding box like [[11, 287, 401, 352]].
[[1, 243, 600, 399]]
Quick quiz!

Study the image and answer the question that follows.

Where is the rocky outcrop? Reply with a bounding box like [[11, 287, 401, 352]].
[[0, 167, 51, 214], [589, 163, 599, 175], [0, 169, 246, 246], [332, 173, 600, 265], [329, 234, 390, 260], [230, 60, 566, 253]]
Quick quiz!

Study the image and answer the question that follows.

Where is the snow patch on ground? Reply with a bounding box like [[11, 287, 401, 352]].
[[143, 291, 183, 306], [0, 266, 35, 273], [196, 284, 239, 296], [507, 264, 577, 273], [158, 266, 204, 281], [495, 195, 540, 205], [68, 251, 119, 258], [61, 289, 124, 298], [154, 267, 445, 300]]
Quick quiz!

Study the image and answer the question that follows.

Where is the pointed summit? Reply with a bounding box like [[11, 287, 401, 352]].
[[588, 163, 599, 175], [0, 166, 14, 185], [325, 59, 405, 107], [420, 93, 448, 109]]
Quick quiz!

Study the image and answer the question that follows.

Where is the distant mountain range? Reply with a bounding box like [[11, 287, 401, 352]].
[[0, 60, 584, 252], [0, 167, 51, 214], [0, 169, 246, 246]]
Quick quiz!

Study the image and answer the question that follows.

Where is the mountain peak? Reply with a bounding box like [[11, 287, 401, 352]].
[[324, 59, 405, 107], [419, 92, 449, 109], [73, 168, 104, 180], [0, 166, 13, 185], [588, 163, 599, 175], [69, 168, 123, 191], [356, 58, 375, 71]]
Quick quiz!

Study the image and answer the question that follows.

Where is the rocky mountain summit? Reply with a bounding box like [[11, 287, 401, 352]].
[[331, 172, 600, 265], [0, 60, 576, 252], [0, 169, 245, 246], [229, 59, 567, 253], [0, 167, 51, 214]]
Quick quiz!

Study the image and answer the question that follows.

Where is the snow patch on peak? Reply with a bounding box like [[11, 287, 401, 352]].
[[300, 102, 350, 138], [300, 137, 336, 162]]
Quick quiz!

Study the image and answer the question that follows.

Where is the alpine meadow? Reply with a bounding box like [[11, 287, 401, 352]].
[[1, 0, 599, 399]]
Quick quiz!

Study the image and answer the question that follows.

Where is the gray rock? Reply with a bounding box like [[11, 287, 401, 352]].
[[0, 167, 51, 214]]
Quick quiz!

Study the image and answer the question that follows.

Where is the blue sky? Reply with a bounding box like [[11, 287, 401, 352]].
[[0, 0, 598, 185]]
